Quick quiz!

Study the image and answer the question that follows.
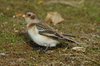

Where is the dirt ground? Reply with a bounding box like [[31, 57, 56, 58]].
[[0, 0, 100, 66]]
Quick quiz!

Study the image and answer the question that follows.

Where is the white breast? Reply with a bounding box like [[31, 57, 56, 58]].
[[28, 26, 59, 47]]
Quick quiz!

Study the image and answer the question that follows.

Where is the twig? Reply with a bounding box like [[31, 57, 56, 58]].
[[44, 0, 84, 8]]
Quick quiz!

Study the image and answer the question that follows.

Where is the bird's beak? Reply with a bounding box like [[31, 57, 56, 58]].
[[22, 14, 26, 18]]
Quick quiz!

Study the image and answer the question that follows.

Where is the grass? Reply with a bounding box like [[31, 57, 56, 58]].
[[0, 0, 100, 66]]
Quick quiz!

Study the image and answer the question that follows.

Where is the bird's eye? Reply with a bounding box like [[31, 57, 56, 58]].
[[27, 14, 31, 17]]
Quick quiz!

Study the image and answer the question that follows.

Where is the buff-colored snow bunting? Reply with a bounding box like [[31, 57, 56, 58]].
[[23, 12, 78, 50]]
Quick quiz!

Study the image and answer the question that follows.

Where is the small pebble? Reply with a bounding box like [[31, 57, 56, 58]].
[[0, 53, 6, 56], [72, 47, 86, 52]]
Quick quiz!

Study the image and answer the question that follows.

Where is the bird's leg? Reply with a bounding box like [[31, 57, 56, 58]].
[[44, 46, 49, 52], [39, 46, 49, 54], [43, 44, 51, 52]]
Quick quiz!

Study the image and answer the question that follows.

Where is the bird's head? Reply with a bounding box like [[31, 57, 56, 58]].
[[23, 12, 40, 24]]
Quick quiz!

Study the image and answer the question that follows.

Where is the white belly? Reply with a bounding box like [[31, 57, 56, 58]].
[[28, 30, 59, 47]]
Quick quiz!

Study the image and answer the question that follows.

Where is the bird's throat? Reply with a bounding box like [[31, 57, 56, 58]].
[[27, 23, 36, 29]]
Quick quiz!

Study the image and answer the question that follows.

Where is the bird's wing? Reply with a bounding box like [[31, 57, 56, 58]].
[[35, 23, 78, 43], [35, 22, 62, 39]]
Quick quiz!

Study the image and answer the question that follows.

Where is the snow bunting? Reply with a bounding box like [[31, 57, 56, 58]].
[[23, 12, 78, 49]]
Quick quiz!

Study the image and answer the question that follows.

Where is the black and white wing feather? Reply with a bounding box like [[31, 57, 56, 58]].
[[35, 22, 77, 43]]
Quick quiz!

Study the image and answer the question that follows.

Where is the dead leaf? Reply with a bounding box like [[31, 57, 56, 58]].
[[45, 12, 64, 25], [16, 13, 23, 17], [13, 13, 23, 18]]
